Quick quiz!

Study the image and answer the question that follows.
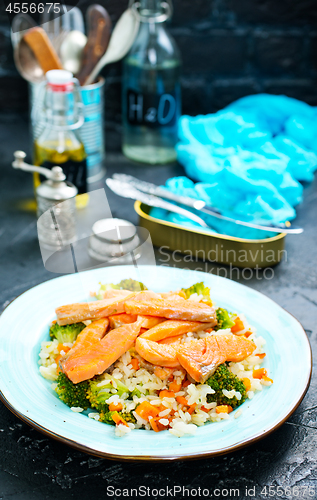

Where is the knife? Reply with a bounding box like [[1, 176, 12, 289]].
[[112, 173, 205, 209], [112, 174, 303, 235], [106, 178, 213, 230]]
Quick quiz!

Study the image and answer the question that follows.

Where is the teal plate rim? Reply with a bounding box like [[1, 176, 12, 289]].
[[0, 266, 312, 462]]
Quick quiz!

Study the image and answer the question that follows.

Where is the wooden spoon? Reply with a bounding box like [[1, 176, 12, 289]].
[[76, 5, 112, 86], [15, 27, 63, 83], [84, 8, 139, 86]]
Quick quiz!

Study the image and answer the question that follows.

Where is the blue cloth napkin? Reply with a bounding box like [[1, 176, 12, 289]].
[[151, 94, 317, 239]]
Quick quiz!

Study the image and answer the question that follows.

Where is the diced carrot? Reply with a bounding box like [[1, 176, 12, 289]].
[[55, 354, 62, 374], [149, 417, 160, 432], [242, 378, 251, 391], [130, 358, 139, 371], [256, 353, 266, 359], [200, 406, 210, 413], [253, 368, 267, 379], [262, 376, 273, 383], [216, 405, 233, 414], [157, 420, 168, 431], [182, 379, 191, 388], [51, 320, 57, 325], [244, 330, 252, 338], [149, 417, 167, 432], [205, 328, 213, 333], [231, 317, 245, 333], [176, 396, 189, 406], [112, 412, 129, 427], [135, 401, 159, 421], [159, 390, 175, 399], [169, 381, 182, 393], [109, 402, 123, 412], [187, 404, 196, 415], [57, 343, 71, 353]]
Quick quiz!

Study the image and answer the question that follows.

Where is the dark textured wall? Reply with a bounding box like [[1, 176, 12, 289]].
[[0, 0, 317, 150]]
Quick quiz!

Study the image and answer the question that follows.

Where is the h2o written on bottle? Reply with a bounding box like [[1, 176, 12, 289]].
[[127, 90, 178, 127]]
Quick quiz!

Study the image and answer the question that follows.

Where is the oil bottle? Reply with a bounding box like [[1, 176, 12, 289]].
[[122, 0, 181, 164], [33, 70, 88, 198]]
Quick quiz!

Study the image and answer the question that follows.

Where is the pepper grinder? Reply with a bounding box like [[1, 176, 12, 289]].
[[12, 150, 78, 250]]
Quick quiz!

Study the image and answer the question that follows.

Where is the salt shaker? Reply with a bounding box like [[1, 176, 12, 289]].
[[12, 151, 78, 250]]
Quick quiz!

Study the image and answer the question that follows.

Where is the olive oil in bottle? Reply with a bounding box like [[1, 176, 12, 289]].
[[33, 142, 87, 191], [33, 70, 88, 201]]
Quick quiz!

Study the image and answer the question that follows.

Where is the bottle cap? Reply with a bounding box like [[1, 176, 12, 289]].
[[88, 218, 141, 262], [46, 70, 74, 92], [92, 218, 137, 243], [37, 175, 78, 202]]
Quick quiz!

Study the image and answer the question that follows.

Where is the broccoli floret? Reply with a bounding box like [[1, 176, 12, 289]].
[[88, 376, 136, 426], [206, 364, 247, 409], [181, 282, 212, 304], [117, 279, 148, 292], [99, 410, 116, 425], [87, 375, 130, 412], [131, 387, 142, 398], [55, 372, 90, 409], [96, 279, 147, 299], [49, 322, 86, 344], [99, 410, 136, 425], [215, 307, 235, 331]]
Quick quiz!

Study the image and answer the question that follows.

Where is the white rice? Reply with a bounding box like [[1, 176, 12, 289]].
[[88, 413, 100, 421], [39, 310, 272, 437], [115, 424, 131, 437]]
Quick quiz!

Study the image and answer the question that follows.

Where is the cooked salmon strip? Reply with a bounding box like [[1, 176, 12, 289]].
[[100, 289, 158, 299], [138, 316, 165, 329], [62, 319, 143, 383], [109, 313, 138, 329], [132, 290, 161, 300], [177, 337, 225, 383], [215, 334, 256, 362], [109, 313, 163, 331], [135, 337, 180, 368], [55, 290, 159, 326], [60, 319, 108, 364], [98, 289, 134, 299], [160, 293, 185, 301], [159, 334, 184, 345], [140, 320, 214, 342], [125, 298, 217, 323], [177, 334, 256, 383], [55, 295, 133, 326]]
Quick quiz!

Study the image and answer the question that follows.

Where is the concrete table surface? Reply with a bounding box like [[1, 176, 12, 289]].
[[0, 114, 317, 500]]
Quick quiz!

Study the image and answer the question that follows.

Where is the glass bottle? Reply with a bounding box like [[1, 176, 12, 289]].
[[122, 0, 181, 164], [33, 70, 88, 196]]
